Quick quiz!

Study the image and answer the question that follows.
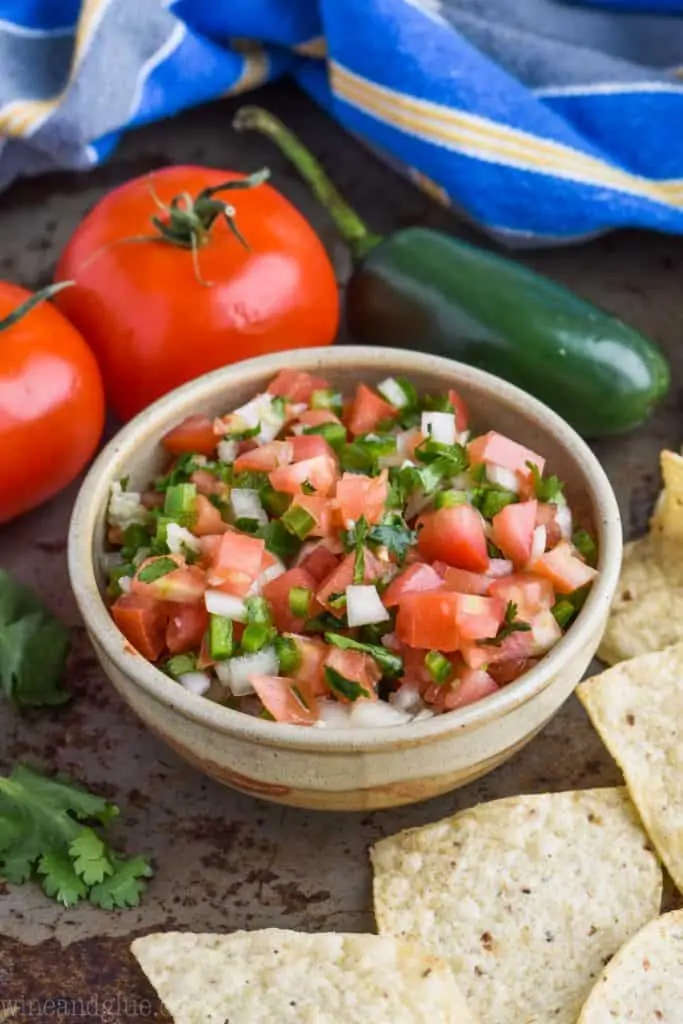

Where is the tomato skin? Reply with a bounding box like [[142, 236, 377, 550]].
[[295, 541, 340, 583], [417, 506, 489, 573], [451, 594, 506, 641], [193, 494, 231, 536], [286, 634, 328, 696], [335, 470, 388, 526], [250, 675, 319, 725], [324, 647, 380, 698], [166, 603, 209, 654], [383, 563, 445, 607], [491, 500, 538, 567], [55, 167, 339, 421], [234, 440, 293, 473], [488, 572, 555, 621], [345, 383, 397, 436], [288, 434, 335, 462], [395, 591, 461, 651], [531, 540, 599, 594], [269, 454, 338, 496], [442, 668, 498, 710], [132, 561, 207, 604], [162, 415, 217, 457], [267, 370, 329, 403], [468, 431, 545, 481], [209, 532, 265, 594], [111, 592, 167, 660], [439, 566, 491, 596], [0, 282, 105, 524], [448, 389, 469, 432]]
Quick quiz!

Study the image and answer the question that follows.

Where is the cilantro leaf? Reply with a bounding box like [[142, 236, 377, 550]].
[[324, 666, 369, 702], [325, 633, 403, 678], [478, 602, 531, 647], [89, 856, 153, 910], [527, 462, 564, 504], [368, 514, 417, 563], [0, 570, 70, 709], [0, 765, 152, 908]]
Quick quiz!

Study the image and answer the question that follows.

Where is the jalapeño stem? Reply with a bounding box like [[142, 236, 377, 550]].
[[233, 106, 383, 261]]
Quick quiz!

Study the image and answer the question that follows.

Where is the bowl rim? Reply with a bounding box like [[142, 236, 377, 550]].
[[68, 346, 622, 752]]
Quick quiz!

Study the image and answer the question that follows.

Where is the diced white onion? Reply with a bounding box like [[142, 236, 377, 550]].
[[350, 699, 412, 728], [313, 699, 353, 728], [215, 647, 278, 696], [527, 525, 547, 567], [411, 708, 436, 722], [485, 463, 520, 493], [455, 430, 471, 446], [230, 489, 268, 526], [229, 393, 285, 444], [290, 423, 305, 435], [345, 585, 390, 627], [118, 575, 133, 594], [486, 558, 514, 578], [555, 503, 573, 541], [530, 610, 562, 653], [289, 402, 308, 416], [217, 439, 238, 463], [400, 459, 416, 470], [389, 683, 423, 713], [107, 481, 148, 529], [166, 522, 201, 556], [377, 376, 408, 408], [421, 411, 457, 446], [204, 590, 247, 621], [192, 454, 208, 467], [178, 671, 211, 696]]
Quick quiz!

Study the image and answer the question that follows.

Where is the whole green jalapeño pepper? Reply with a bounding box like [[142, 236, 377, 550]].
[[234, 107, 670, 439]]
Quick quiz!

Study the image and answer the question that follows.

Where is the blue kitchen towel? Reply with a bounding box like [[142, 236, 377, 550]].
[[0, 0, 682, 244]]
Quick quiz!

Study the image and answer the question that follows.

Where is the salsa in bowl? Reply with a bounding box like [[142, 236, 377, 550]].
[[105, 368, 599, 730]]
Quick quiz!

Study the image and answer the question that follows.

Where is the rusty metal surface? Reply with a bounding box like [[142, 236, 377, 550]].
[[1, 80, 683, 1020]]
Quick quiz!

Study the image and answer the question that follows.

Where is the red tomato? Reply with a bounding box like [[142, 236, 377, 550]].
[[190, 470, 229, 498], [234, 440, 293, 473], [536, 502, 563, 548], [288, 434, 335, 462], [0, 282, 105, 524], [396, 591, 462, 651], [345, 383, 397, 436], [440, 566, 491, 596], [111, 592, 167, 660], [491, 501, 538, 567], [295, 541, 341, 583], [132, 560, 206, 604], [442, 668, 498, 710], [290, 495, 333, 537], [263, 568, 317, 632], [417, 506, 489, 573], [166, 603, 209, 654], [193, 494, 231, 536], [324, 647, 380, 699], [250, 675, 319, 725], [316, 549, 384, 614], [383, 563, 445, 608], [209, 532, 265, 595], [531, 541, 598, 594], [448, 388, 469, 432], [488, 572, 555, 621], [461, 630, 538, 670], [297, 408, 341, 428], [267, 369, 329, 403], [488, 658, 539, 686], [451, 594, 506, 641], [335, 470, 388, 526], [162, 415, 217, 456], [286, 634, 328, 696], [269, 454, 338, 496], [55, 168, 339, 421], [468, 431, 545, 480]]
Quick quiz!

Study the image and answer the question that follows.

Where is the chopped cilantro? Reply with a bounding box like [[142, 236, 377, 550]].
[[527, 462, 565, 504], [367, 513, 417, 563], [0, 571, 70, 709], [414, 438, 468, 476], [478, 601, 531, 647]]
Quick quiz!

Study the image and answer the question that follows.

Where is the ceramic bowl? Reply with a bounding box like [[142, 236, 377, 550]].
[[68, 347, 622, 811]]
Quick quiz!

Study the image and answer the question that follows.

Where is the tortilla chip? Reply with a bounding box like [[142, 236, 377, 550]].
[[577, 909, 683, 1022], [371, 789, 661, 1024], [131, 928, 479, 1024], [599, 450, 683, 665], [578, 645, 683, 894]]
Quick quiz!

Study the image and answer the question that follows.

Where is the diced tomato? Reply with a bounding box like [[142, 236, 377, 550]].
[[488, 572, 555, 621], [295, 541, 341, 582], [417, 506, 489, 573], [316, 549, 384, 614], [234, 440, 293, 473], [383, 563, 445, 608], [442, 668, 499, 710], [335, 470, 388, 526], [396, 591, 461, 651], [297, 408, 342, 428], [208, 532, 266, 596], [288, 434, 335, 462], [461, 629, 538, 670], [141, 491, 164, 510], [290, 494, 333, 538], [162, 414, 217, 457], [528, 608, 563, 653], [190, 470, 229, 498], [468, 431, 545, 481], [536, 502, 563, 548], [269, 454, 338, 497], [323, 647, 380, 699], [448, 389, 469, 432], [166, 603, 209, 654], [345, 383, 397, 437], [197, 533, 223, 566], [491, 500, 537, 567], [132, 560, 207, 605], [487, 658, 539, 686], [112, 592, 168, 660], [193, 494, 231, 536], [260, 548, 281, 573], [263, 568, 317, 632], [196, 630, 214, 670], [441, 567, 491, 596], [250, 675, 319, 725], [451, 593, 506, 641], [286, 634, 328, 697], [267, 369, 329, 403], [531, 541, 598, 595]]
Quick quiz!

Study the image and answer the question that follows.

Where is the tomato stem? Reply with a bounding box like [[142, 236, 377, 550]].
[[0, 281, 74, 333], [233, 106, 383, 262]]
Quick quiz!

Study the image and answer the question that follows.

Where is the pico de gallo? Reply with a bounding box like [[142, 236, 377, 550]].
[[105, 370, 599, 728]]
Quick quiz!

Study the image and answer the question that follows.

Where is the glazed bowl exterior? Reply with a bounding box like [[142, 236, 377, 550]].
[[68, 347, 622, 811]]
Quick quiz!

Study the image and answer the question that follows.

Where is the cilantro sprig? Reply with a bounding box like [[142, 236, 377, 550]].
[[0, 570, 70, 709], [478, 602, 531, 647], [325, 633, 403, 678], [527, 462, 564, 504], [0, 765, 152, 908]]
